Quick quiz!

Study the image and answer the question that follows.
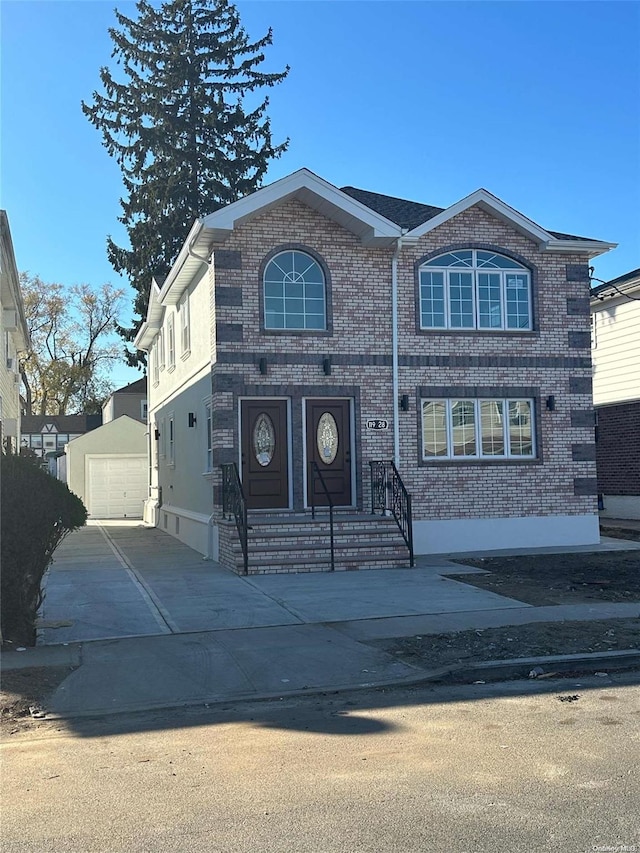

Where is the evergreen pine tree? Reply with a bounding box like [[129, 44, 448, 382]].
[[83, 0, 289, 365]]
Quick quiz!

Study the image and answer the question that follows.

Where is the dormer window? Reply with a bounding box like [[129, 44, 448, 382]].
[[419, 250, 532, 331], [263, 250, 326, 330]]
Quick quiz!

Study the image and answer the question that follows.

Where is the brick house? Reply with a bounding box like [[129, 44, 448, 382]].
[[135, 169, 615, 572], [591, 269, 640, 520]]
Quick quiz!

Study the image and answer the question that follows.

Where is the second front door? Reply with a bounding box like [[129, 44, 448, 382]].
[[306, 399, 353, 507]]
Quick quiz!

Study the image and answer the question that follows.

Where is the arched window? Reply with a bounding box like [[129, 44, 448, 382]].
[[419, 250, 532, 331], [263, 250, 326, 330]]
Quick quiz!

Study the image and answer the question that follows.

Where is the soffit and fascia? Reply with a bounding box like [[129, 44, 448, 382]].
[[135, 170, 616, 352]]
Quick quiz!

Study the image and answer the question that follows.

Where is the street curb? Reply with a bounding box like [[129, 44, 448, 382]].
[[1, 644, 82, 671], [32, 649, 640, 722]]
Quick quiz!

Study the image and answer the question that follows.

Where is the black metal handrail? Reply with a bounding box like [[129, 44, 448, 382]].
[[369, 460, 414, 567], [309, 461, 335, 572], [220, 462, 250, 575]]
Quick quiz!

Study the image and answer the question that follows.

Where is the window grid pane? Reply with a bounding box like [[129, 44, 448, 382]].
[[507, 400, 533, 456], [451, 400, 477, 456], [422, 398, 535, 460], [448, 273, 474, 328], [422, 401, 448, 457], [420, 252, 531, 332], [420, 271, 445, 328], [264, 251, 326, 330], [480, 401, 505, 455]]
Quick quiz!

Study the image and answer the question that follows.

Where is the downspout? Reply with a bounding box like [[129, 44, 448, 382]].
[[391, 234, 405, 467]]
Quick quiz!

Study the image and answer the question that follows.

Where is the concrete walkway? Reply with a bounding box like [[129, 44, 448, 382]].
[[6, 520, 638, 719]]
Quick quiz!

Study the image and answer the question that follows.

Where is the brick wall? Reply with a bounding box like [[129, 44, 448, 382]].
[[209, 199, 597, 523], [596, 401, 640, 495]]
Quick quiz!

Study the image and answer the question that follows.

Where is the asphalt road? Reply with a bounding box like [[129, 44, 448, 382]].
[[3, 674, 639, 853]]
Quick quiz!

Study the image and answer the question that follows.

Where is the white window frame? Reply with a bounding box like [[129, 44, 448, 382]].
[[159, 417, 166, 459], [167, 413, 175, 466], [263, 250, 327, 331], [152, 341, 159, 385], [422, 398, 536, 461], [179, 292, 190, 357], [140, 399, 148, 421], [419, 250, 532, 332], [158, 329, 166, 372], [167, 314, 176, 371], [204, 400, 213, 473]]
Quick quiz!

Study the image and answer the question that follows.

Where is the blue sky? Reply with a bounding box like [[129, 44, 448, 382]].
[[2, 1, 639, 388]]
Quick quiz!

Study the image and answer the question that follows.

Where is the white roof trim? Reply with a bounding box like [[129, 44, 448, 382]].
[[405, 188, 615, 257], [201, 168, 402, 246], [406, 189, 554, 244], [134, 278, 165, 350]]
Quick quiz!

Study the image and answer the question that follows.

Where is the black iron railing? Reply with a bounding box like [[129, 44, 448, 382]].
[[220, 462, 250, 575], [309, 461, 335, 572], [369, 460, 414, 567]]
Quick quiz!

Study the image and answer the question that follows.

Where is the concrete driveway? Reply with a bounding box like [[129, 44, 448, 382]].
[[37, 521, 527, 645]]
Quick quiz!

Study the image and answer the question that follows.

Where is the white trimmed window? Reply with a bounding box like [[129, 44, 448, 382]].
[[422, 398, 535, 460], [205, 401, 212, 472], [179, 292, 190, 356], [264, 250, 326, 330], [159, 417, 166, 458], [158, 329, 166, 371], [167, 314, 175, 370], [168, 413, 175, 465], [152, 342, 159, 385], [419, 250, 532, 331], [140, 399, 148, 421]]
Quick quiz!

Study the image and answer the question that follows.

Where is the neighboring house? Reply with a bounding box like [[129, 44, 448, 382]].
[[102, 377, 147, 424], [134, 168, 615, 572], [65, 415, 147, 518], [591, 268, 640, 520], [0, 211, 29, 453], [20, 414, 102, 466]]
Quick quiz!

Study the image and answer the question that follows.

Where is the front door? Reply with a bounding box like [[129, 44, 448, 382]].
[[306, 399, 352, 507], [241, 400, 289, 510]]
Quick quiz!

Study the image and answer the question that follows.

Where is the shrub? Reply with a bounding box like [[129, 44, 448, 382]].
[[1, 453, 87, 646]]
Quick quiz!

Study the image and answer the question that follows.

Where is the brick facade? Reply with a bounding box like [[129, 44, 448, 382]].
[[596, 401, 640, 496], [209, 198, 597, 526]]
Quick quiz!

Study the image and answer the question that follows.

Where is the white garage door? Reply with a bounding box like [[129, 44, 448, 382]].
[[87, 456, 147, 519]]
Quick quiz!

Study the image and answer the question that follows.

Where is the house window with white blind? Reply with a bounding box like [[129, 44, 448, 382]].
[[179, 292, 190, 357]]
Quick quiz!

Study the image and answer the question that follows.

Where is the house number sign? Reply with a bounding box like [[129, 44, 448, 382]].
[[366, 419, 389, 430]]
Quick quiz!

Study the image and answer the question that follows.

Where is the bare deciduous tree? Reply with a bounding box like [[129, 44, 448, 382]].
[[20, 273, 126, 415]]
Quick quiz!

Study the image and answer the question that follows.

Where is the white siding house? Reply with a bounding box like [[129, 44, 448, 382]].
[[0, 211, 29, 452], [591, 269, 640, 519]]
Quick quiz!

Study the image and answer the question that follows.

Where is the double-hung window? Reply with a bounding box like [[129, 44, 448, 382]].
[[167, 314, 176, 370], [264, 250, 326, 330], [179, 293, 190, 356], [422, 398, 535, 460], [152, 341, 159, 385], [158, 330, 166, 371], [419, 250, 532, 331]]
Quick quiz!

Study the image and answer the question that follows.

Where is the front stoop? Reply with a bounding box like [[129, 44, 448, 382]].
[[218, 512, 412, 574]]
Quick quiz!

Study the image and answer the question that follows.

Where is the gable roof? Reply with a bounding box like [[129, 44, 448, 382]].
[[341, 186, 601, 244], [21, 413, 102, 434], [134, 169, 616, 351], [111, 377, 146, 395], [591, 267, 640, 302]]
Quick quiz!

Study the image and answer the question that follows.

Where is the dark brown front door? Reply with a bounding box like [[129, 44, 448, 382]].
[[241, 400, 289, 510], [306, 399, 352, 507]]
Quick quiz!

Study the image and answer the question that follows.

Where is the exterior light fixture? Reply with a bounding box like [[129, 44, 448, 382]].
[[188, 412, 197, 428]]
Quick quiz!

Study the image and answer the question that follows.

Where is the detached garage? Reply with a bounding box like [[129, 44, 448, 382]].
[[66, 415, 148, 518]]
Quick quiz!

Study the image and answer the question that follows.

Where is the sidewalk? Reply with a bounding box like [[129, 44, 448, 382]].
[[3, 521, 639, 719]]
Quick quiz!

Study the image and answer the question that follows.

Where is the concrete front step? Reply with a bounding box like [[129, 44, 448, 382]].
[[220, 511, 412, 575]]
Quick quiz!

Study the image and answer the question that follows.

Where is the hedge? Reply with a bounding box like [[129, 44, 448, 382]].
[[1, 453, 87, 646]]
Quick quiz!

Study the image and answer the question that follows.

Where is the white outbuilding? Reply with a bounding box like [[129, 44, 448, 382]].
[[65, 415, 148, 519]]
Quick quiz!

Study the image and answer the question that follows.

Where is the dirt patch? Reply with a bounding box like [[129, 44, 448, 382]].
[[376, 618, 640, 673], [1, 666, 76, 732], [601, 526, 640, 543], [450, 549, 640, 606]]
